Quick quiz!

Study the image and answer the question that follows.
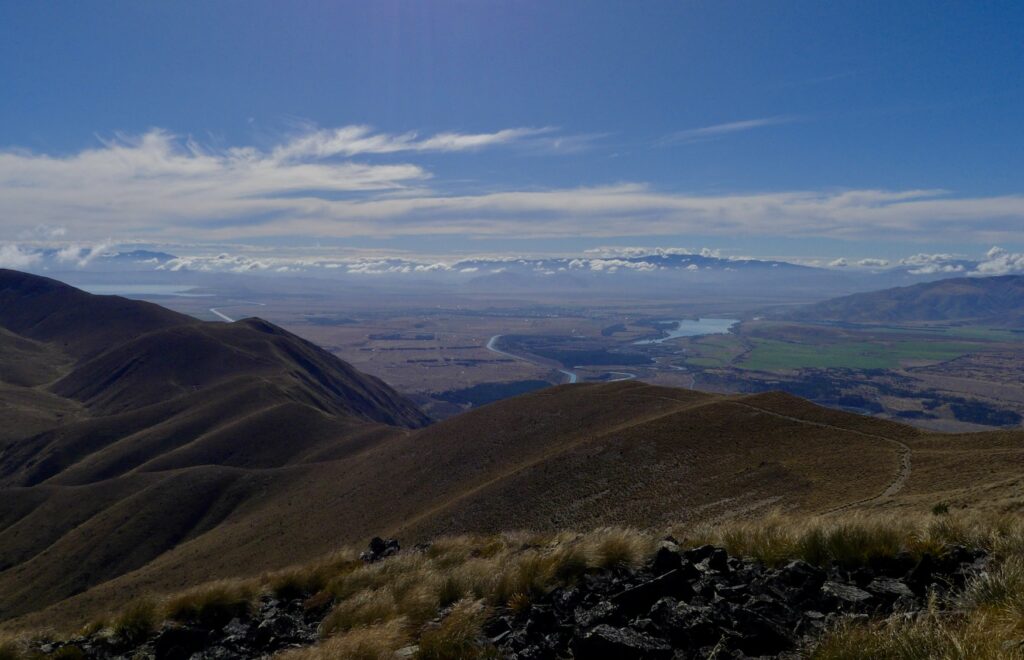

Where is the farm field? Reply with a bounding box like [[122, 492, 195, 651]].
[[737, 337, 987, 371]]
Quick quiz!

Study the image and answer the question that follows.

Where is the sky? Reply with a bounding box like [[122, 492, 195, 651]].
[[1, 0, 1023, 267]]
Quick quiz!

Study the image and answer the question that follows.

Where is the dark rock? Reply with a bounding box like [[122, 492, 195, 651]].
[[683, 544, 718, 564], [821, 581, 874, 610], [906, 553, 936, 595], [573, 624, 674, 660], [360, 536, 401, 563], [550, 586, 582, 614], [652, 545, 683, 573], [649, 599, 718, 647], [729, 605, 795, 655], [574, 600, 620, 629], [705, 548, 731, 573], [153, 624, 209, 660], [867, 577, 915, 600], [525, 604, 558, 635], [869, 552, 917, 578], [612, 569, 695, 615]]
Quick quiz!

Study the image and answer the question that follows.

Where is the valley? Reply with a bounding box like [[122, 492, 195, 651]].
[[126, 279, 1024, 430]]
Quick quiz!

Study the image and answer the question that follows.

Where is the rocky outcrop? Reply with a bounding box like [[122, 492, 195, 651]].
[[487, 539, 988, 659], [31, 594, 324, 660], [25, 538, 988, 659]]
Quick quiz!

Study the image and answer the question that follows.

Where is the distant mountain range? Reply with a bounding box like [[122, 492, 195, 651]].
[[787, 274, 1024, 325]]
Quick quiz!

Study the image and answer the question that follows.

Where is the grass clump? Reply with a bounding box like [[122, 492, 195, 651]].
[[321, 588, 399, 635], [812, 611, 1020, 660], [111, 598, 157, 645], [417, 599, 496, 660], [584, 528, 652, 569], [279, 619, 409, 660], [163, 580, 255, 627], [0, 637, 24, 660]]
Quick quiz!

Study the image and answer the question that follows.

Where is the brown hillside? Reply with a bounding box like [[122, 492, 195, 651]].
[[10, 378, 1022, 629], [2, 272, 1024, 631]]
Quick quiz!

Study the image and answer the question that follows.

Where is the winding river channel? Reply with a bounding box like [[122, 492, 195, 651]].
[[486, 334, 579, 383]]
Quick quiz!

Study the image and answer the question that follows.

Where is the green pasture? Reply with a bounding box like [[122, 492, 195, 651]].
[[737, 338, 984, 371]]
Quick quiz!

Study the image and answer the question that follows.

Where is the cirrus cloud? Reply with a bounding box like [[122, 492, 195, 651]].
[[2, 128, 1024, 246]]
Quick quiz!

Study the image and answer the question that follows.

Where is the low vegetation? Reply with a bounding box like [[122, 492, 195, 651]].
[[7, 512, 1024, 658]]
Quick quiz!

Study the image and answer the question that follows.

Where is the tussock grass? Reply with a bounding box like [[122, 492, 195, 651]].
[[675, 511, 1022, 569], [278, 619, 409, 660], [417, 599, 497, 660], [812, 613, 1018, 659], [163, 580, 256, 627], [0, 636, 23, 660], [111, 598, 157, 645]]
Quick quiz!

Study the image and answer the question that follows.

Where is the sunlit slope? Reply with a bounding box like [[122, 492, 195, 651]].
[[3, 381, 947, 628]]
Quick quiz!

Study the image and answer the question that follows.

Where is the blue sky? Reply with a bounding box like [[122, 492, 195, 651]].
[[1, 1, 1022, 265]]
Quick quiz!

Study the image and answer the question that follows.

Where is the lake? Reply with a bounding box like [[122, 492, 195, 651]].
[[633, 318, 739, 345]]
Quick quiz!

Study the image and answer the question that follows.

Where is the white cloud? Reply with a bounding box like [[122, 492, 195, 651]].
[[659, 116, 799, 146], [908, 264, 965, 275], [2, 129, 1024, 245], [857, 258, 890, 267], [0, 244, 41, 269], [54, 241, 112, 267], [972, 246, 1024, 276], [898, 252, 968, 275], [900, 252, 961, 267], [828, 258, 848, 267], [270, 125, 556, 161]]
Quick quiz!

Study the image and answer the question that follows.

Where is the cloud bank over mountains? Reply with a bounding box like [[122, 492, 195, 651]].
[[3, 241, 1023, 283], [1, 126, 1023, 247]]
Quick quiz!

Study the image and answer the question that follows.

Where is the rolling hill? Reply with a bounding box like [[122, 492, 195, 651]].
[[787, 274, 1024, 324], [2, 269, 1024, 630]]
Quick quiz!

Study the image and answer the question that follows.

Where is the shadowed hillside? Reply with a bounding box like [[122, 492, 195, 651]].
[[787, 274, 1024, 324]]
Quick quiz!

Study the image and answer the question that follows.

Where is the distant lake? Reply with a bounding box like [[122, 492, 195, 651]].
[[78, 284, 213, 297], [633, 318, 739, 344]]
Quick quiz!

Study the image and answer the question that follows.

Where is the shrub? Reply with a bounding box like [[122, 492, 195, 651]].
[[933, 502, 950, 516]]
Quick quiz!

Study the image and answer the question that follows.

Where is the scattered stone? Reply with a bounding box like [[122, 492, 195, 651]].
[[360, 536, 401, 563], [573, 624, 674, 660]]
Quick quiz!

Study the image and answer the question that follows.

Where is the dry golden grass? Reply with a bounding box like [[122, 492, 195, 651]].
[[417, 599, 497, 660], [279, 619, 410, 660]]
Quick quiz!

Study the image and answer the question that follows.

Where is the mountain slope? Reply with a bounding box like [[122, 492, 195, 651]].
[[788, 274, 1024, 324], [0, 270, 431, 622], [3, 272, 1024, 630], [6, 376, 1004, 629]]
